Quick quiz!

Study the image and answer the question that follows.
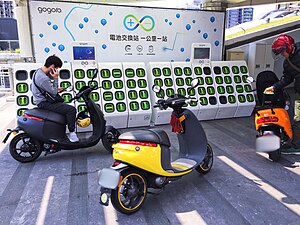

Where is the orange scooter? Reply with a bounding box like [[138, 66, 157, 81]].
[[252, 71, 292, 161]]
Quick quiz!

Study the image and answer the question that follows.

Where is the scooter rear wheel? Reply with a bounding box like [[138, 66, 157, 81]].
[[9, 133, 42, 163], [110, 170, 147, 215], [196, 144, 213, 174]]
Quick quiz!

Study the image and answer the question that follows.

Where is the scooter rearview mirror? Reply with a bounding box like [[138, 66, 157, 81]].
[[246, 76, 255, 83], [190, 78, 199, 88], [152, 85, 161, 93], [92, 68, 98, 81], [65, 85, 74, 92]]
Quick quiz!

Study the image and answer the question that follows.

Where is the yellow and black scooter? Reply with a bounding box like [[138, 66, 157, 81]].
[[98, 79, 213, 214]]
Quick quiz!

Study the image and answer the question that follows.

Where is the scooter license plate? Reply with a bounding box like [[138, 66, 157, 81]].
[[98, 168, 120, 189], [256, 135, 280, 152]]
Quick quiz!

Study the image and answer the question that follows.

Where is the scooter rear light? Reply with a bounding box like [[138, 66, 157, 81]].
[[119, 140, 157, 147], [112, 161, 121, 167], [256, 116, 279, 124], [23, 114, 43, 122]]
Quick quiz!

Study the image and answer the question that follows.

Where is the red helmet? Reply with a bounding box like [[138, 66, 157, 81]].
[[272, 34, 295, 55]]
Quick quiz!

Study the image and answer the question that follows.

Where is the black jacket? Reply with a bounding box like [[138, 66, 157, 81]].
[[274, 42, 300, 93]]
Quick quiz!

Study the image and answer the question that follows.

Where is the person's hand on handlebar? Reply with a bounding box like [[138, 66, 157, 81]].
[[58, 87, 65, 93]]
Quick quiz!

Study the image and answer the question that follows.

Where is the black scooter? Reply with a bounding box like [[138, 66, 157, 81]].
[[3, 68, 119, 163]]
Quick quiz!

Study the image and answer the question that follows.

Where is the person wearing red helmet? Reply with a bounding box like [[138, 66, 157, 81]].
[[265, 34, 300, 150]]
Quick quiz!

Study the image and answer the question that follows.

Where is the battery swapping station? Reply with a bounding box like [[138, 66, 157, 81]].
[[98, 63, 128, 129], [71, 42, 100, 132], [212, 61, 239, 119], [122, 62, 152, 127], [170, 61, 200, 117], [147, 62, 175, 125], [229, 61, 256, 117]]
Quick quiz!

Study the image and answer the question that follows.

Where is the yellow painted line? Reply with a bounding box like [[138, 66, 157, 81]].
[[218, 156, 300, 216]]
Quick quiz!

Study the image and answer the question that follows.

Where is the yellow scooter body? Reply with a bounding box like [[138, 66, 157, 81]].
[[112, 143, 191, 177]]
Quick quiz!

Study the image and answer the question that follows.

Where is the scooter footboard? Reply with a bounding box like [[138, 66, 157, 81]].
[[256, 134, 280, 152]]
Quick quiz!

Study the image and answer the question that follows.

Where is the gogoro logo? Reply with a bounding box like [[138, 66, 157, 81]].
[[123, 14, 155, 32], [37, 7, 62, 14]]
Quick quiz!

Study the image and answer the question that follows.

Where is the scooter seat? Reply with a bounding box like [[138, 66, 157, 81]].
[[119, 129, 171, 147], [24, 108, 66, 125]]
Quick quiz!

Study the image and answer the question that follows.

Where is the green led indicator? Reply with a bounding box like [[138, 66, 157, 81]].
[[90, 92, 99, 101], [156, 90, 165, 98], [163, 68, 171, 76], [17, 109, 26, 116], [115, 91, 125, 100], [101, 69, 111, 78], [178, 88, 186, 96], [88, 81, 98, 87], [189, 89, 196, 96], [74, 70, 85, 79], [194, 67, 202, 75], [113, 80, 123, 89], [130, 101, 139, 111], [139, 90, 148, 99], [185, 77, 192, 86], [226, 85, 234, 94], [166, 88, 174, 97], [17, 83, 28, 93], [205, 77, 213, 85], [207, 87, 215, 95], [228, 95, 236, 104], [78, 97, 84, 103], [176, 78, 184, 86], [174, 67, 183, 76], [200, 97, 208, 106], [102, 80, 112, 90], [183, 67, 192, 76], [138, 79, 147, 88], [238, 95, 246, 103], [236, 85, 244, 93], [112, 69, 122, 78], [152, 68, 161, 77], [190, 101, 197, 106], [105, 103, 115, 113], [215, 76, 223, 84], [232, 66, 239, 74], [116, 102, 126, 112], [198, 87, 206, 95], [222, 66, 230, 74], [198, 77, 204, 85], [127, 79, 136, 88], [62, 93, 72, 103], [242, 75, 249, 83], [125, 69, 135, 77], [217, 86, 225, 94], [154, 78, 163, 87], [247, 94, 254, 102], [78, 105, 87, 112], [244, 84, 252, 92], [224, 76, 232, 84], [17, 96, 29, 106], [87, 69, 94, 78], [103, 92, 113, 101], [141, 101, 150, 110], [164, 78, 173, 87], [60, 81, 71, 89], [240, 66, 248, 74], [136, 68, 145, 77], [234, 76, 242, 83], [75, 81, 86, 90], [128, 90, 138, 100]]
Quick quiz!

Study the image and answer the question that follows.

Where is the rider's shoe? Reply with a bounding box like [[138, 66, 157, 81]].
[[282, 147, 300, 153], [68, 132, 79, 142]]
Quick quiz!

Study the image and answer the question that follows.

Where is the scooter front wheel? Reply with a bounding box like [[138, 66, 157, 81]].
[[268, 149, 281, 162], [101, 128, 120, 153], [110, 170, 147, 215], [9, 133, 42, 163], [196, 144, 213, 174]]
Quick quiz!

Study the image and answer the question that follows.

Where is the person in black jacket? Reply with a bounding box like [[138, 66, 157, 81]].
[[265, 34, 300, 150]]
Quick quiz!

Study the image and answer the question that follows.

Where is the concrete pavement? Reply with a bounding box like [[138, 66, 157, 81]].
[[0, 98, 299, 225]]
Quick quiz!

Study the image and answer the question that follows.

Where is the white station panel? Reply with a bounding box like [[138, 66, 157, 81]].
[[211, 61, 238, 119], [98, 63, 128, 129], [170, 62, 200, 117], [14, 63, 42, 116], [122, 62, 152, 127], [192, 63, 219, 120], [59, 63, 76, 108], [147, 62, 174, 125], [229, 61, 256, 117]]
